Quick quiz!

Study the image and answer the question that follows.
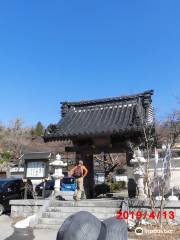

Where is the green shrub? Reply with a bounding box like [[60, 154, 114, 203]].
[[0, 150, 11, 164], [110, 181, 126, 192], [94, 183, 110, 197]]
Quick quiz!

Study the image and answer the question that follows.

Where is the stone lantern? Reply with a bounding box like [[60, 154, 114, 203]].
[[50, 153, 67, 195], [130, 148, 147, 199]]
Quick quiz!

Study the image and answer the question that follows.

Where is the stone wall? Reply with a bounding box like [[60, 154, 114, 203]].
[[10, 200, 48, 218]]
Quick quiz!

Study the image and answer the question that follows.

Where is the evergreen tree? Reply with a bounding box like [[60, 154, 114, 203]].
[[34, 121, 44, 136]]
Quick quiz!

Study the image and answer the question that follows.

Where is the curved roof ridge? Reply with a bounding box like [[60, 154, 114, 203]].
[[61, 90, 154, 107]]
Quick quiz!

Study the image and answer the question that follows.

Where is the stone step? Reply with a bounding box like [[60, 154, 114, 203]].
[[59, 191, 74, 200], [46, 206, 119, 214], [49, 200, 122, 208], [35, 199, 123, 229], [34, 224, 61, 230], [60, 191, 75, 195], [39, 213, 115, 225], [42, 211, 117, 219], [39, 218, 65, 225]]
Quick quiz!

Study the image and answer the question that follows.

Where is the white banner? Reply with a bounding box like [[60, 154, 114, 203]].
[[162, 144, 171, 187], [154, 147, 159, 177]]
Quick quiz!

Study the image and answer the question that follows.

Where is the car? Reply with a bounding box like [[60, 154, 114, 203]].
[[35, 177, 77, 197], [61, 176, 76, 191], [0, 178, 25, 215], [35, 179, 55, 197]]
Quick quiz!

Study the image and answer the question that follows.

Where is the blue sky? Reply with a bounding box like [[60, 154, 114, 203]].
[[0, 0, 179, 127]]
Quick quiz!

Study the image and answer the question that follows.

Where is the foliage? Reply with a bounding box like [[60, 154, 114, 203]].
[[0, 118, 67, 165], [0, 150, 11, 165], [110, 181, 126, 192], [130, 103, 180, 226], [94, 183, 110, 196], [156, 110, 180, 147], [94, 153, 126, 182], [32, 121, 45, 137], [4, 119, 31, 160], [116, 168, 126, 174]]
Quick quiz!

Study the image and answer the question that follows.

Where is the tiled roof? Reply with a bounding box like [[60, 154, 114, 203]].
[[23, 152, 52, 160], [44, 90, 154, 141]]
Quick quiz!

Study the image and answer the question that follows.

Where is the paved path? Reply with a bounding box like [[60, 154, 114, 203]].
[[0, 215, 58, 240], [0, 215, 13, 240], [4, 228, 58, 240], [34, 229, 57, 240], [0, 215, 134, 240]]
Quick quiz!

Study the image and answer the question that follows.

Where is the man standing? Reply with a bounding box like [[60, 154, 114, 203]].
[[71, 160, 88, 201]]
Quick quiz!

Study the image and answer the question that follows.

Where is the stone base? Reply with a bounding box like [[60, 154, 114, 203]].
[[58, 191, 75, 201], [137, 194, 148, 200]]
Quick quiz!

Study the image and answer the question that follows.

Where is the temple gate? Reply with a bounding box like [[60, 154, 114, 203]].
[[44, 90, 154, 198]]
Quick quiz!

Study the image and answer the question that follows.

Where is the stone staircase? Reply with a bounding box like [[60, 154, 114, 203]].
[[35, 199, 122, 229]]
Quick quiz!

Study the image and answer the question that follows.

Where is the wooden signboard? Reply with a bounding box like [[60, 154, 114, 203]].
[[24, 152, 51, 180]]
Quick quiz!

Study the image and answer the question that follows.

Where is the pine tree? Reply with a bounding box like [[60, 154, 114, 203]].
[[34, 121, 44, 136]]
